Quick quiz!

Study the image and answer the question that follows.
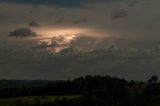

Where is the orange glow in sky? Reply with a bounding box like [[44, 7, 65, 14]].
[[32, 27, 91, 53], [32, 27, 105, 53], [33, 27, 88, 38]]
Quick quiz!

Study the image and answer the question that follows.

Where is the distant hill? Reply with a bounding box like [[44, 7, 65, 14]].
[[0, 80, 50, 89]]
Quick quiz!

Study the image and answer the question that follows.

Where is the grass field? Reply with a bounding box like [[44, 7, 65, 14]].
[[0, 95, 81, 106]]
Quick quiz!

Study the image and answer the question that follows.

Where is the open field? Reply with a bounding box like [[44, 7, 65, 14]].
[[0, 95, 81, 106]]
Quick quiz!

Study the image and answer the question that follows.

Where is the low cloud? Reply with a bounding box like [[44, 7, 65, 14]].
[[111, 9, 128, 19], [28, 21, 40, 28], [0, 14, 9, 19], [128, 0, 139, 7], [1, 0, 89, 8], [55, 18, 63, 24], [9, 28, 38, 37], [73, 18, 88, 25], [0, 14, 13, 21]]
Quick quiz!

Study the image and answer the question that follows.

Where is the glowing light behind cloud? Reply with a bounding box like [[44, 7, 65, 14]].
[[37, 34, 77, 53], [33, 27, 89, 38], [31, 26, 112, 53], [33, 27, 92, 53]]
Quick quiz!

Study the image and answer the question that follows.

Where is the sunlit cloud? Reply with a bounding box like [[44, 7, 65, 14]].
[[33, 27, 92, 52], [33, 27, 90, 38]]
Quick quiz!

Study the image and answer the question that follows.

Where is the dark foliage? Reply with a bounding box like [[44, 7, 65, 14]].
[[0, 75, 160, 106]]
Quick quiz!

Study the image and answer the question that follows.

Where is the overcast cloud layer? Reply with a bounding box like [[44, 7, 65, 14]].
[[0, 0, 160, 80], [0, 0, 159, 39]]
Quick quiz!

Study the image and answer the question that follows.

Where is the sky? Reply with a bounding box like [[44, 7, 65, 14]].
[[0, 0, 160, 80]]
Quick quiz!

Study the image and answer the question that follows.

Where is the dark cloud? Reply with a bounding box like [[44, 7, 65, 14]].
[[73, 18, 88, 25], [69, 36, 106, 52], [111, 9, 128, 19], [128, 0, 139, 7], [109, 0, 139, 20], [1, 35, 160, 80], [9, 28, 38, 37], [0, 14, 12, 20], [0, 0, 89, 8], [55, 18, 63, 24], [28, 21, 40, 28], [1, 0, 160, 80], [0, 0, 127, 8]]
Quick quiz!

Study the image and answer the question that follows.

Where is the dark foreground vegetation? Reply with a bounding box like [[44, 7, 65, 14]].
[[0, 75, 160, 106]]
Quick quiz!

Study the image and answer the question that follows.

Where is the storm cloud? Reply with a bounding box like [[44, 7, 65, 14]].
[[0, 0, 160, 80], [9, 28, 38, 37]]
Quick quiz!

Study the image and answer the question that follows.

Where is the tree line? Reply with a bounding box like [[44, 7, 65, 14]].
[[0, 75, 160, 106]]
